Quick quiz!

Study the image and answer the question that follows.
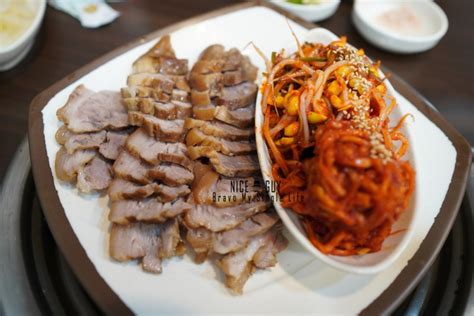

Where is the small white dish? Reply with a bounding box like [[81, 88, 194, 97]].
[[255, 28, 418, 274], [270, 0, 340, 22], [352, 0, 448, 54], [0, 0, 46, 71]]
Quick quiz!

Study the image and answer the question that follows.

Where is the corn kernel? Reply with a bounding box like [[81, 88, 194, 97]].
[[308, 112, 327, 124], [369, 67, 379, 77], [284, 122, 300, 137], [330, 95, 344, 108], [336, 65, 353, 78], [376, 84, 386, 94], [286, 95, 299, 115], [332, 36, 347, 47], [275, 95, 285, 108], [357, 48, 365, 56], [349, 78, 360, 89], [357, 248, 371, 255], [327, 80, 342, 95], [280, 137, 294, 145], [357, 85, 366, 95]]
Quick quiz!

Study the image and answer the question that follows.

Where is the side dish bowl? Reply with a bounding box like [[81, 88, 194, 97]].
[[270, 0, 340, 22], [255, 28, 417, 274], [352, 0, 448, 54], [0, 0, 46, 71]]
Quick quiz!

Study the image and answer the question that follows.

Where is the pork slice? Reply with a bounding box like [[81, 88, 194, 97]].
[[223, 70, 244, 86], [123, 97, 156, 114], [55, 125, 73, 145], [55, 147, 96, 182], [185, 226, 214, 263], [109, 222, 163, 273], [185, 118, 254, 141], [192, 103, 254, 128], [159, 218, 183, 258], [155, 100, 191, 120], [128, 111, 185, 142], [241, 55, 258, 82], [55, 126, 128, 160], [61, 130, 106, 154], [222, 48, 243, 72], [186, 128, 255, 156], [109, 177, 190, 202], [192, 162, 261, 208], [113, 150, 151, 184], [133, 55, 188, 76], [76, 156, 112, 193], [184, 200, 269, 232], [108, 178, 156, 201], [216, 82, 257, 110], [109, 198, 191, 224], [124, 99, 191, 120], [126, 128, 192, 169], [57, 85, 128, 133], [131, 33, 190, 85], [191, 59, 225, 74], [214, 211, 279, 254], [109, 223, 161, 273], [171, 89, 189, 102], [214, 103, 254, 128], [189, 72, 223, 96], [148, 163, 194, 186], [187, 146, 259, 177], [121, 86, 170, 103], [213, 176, 261, 204], [56, 85, 94, 124], [98, 130, 130, 160], [190, 89, 211, 106], [142, 35, 176, 59], [199, 44, 225, 60], [159, 57, 189, 75], [127, 73, 174, 94], [168, 75, 191, 92], [154, 183, 190, 202], [218, 229, 276, 294], [113, 150, 194, 186], [253, 231, 288, 269], [192, 104, 216, 121], [186, 211, 279, 259], [191, 162, 219, 204]]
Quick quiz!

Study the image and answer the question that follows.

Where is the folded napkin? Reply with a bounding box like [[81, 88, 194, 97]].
[[49, 0, 119, 28]]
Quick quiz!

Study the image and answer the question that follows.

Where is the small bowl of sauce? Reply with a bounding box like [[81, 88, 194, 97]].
[[352, 0, 448, 54]]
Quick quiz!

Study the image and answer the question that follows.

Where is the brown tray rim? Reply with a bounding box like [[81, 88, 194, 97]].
[[28, 1, 472, 315]]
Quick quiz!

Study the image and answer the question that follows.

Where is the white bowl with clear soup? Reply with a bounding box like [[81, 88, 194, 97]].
[[0, 0, 46, 71], [352, 0, 448, 54]]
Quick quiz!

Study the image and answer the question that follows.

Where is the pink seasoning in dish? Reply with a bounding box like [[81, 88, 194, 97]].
[[377, 5, 422, 36]]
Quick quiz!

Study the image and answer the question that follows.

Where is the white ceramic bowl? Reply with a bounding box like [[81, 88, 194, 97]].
[[352, 0, 448, 54], [0, 0, 46, 71], [270, 0, 340, 22], [255, 28, 416, 274]]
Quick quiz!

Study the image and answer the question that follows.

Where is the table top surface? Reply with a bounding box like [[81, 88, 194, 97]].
[[0, 0, 472, 181]]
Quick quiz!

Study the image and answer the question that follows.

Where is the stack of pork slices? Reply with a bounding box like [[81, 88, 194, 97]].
[[55, 85, 130, 193], [107, 36, 194, 273], [183, 44, 289, 294]]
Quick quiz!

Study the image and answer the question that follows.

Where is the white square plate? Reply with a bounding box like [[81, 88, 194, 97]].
[[29, 3, 471, 315]]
